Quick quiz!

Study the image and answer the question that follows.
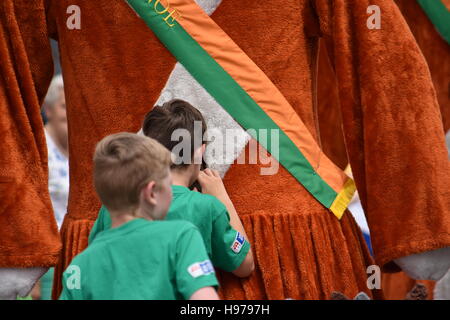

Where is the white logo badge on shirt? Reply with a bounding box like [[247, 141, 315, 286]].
[[231, 232, 245, 253], [188, 260, 214, 278]]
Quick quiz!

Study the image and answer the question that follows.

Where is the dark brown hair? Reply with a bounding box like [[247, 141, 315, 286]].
[[142, 99, 207, 168]]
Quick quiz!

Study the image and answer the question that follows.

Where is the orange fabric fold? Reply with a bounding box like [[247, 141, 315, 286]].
[[0, 0, 60, 268], [216, 208, 383, 299], [52, 217, 95, 299], [317, 0, 449, 299]]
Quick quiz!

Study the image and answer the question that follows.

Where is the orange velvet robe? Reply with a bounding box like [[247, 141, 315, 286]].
[[317, 0, 450, 299], [319, 0, 450, 169], [1, 0, 449, 300]]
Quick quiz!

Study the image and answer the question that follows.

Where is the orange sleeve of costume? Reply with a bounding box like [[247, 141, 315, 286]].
[[394, 0, 450, 132], [0, 0, 61, 267], [314, 0, 450, 271]]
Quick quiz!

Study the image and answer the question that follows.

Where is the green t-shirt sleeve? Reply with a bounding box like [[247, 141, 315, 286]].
[[175, 224, 219, 299], [88, 205, 112, 245], [210, 199, 251, 272]]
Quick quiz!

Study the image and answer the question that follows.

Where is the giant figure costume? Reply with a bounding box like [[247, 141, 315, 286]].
[[0, 0, 449, 300]]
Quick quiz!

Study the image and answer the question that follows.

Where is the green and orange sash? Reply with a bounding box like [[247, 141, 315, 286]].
[[125, 0, 356, 219], [418, 0, 450, 45]]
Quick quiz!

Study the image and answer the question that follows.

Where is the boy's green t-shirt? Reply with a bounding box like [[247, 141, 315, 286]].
[[89, 185, 250, 272], [60, 219, 218, 300]]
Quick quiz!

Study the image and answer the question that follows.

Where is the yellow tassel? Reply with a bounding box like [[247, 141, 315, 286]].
[[330, 178, 357, 219]]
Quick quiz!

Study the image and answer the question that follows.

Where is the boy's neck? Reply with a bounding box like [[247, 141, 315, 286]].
[[110, 207, 153, 228], [110, 214, 136, 229], [171, 167, 195, 188]]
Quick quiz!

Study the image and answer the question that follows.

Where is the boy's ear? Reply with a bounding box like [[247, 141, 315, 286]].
[[193, 144, 205, 165], [142, 181, 157, 206]]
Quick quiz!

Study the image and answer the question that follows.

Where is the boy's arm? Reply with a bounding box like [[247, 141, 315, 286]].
[[190, 287, 219, 300], [216, 197, 254, 278], [212, 184, 249, 241], [198, 169, 255, 278], [175, 224, 220, 300], [231, 250, 255, 278]]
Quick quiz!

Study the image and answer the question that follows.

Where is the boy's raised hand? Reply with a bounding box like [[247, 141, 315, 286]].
[[197, 169, 229, 200], [198, 169, 255, 278]]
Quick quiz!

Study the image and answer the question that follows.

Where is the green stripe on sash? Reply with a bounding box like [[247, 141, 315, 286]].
[[417, 0, 450, 45]]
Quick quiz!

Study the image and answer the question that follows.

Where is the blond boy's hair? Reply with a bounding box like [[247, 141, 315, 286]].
[[93, 132, 171, 212]]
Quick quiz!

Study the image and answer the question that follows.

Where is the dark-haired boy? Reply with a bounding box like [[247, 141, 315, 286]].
[[90, 100, 254, 278]]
